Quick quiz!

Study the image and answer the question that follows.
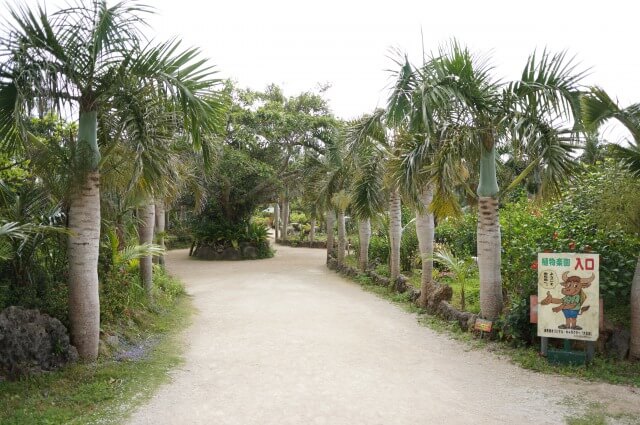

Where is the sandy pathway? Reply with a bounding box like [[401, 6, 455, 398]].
[[127, 244, 640, 425]]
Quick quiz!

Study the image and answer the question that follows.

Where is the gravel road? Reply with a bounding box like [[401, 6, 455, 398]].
[[126, 244, 640, 425]]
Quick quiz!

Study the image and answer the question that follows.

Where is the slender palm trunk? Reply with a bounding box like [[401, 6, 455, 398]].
[[309, 218, 316, 242], [389, 187, 402, 282], [138, 203, 155, 294], [477, 143, 503, 319], [337, 210, 346, 264], [416, 185, 434, 307], [358, 218, 371, 272], [155, 200, 166, 267], [630, 255, 640, 360], [68, 111, 101, 360], [281, 197, 290, 241], [326, 210, 336, 259], [274, 203, 280, 241]]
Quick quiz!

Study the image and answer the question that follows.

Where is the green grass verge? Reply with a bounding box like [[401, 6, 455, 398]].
[[0, 283, 193, 424]]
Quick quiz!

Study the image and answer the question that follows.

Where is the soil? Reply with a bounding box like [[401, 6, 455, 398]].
[[126, 243, 640, 425]]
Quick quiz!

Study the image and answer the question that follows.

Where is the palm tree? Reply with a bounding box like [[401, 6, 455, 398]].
[[423, 44, 585, 319], [0, 1, 225, 359], [432, 248, 477, 311], [581, 87, 640, 360], [331, 190, 350, 265], [350, 145, 385, 271]]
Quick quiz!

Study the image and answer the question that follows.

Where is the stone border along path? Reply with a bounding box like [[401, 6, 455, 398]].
[[126, 243, 640, 425]]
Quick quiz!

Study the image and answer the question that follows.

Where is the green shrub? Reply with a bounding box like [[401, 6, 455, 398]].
[[435, 213, 477, 257], [290, 211, 308, 225], [400, 223, 418, 272]]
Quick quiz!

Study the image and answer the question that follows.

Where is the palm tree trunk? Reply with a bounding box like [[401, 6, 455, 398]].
[[274, 203, 280, 241], [358, 218, 371, 272], [630, 255, 640, 360], [138, 203, 155, 294], [155, 200, 166, 267], [326, 210, 336, 259], [337, 210, 346, 264], [67, 111, 101, 361], [389, 187, 402, 282], [416, 185, 434, 307], [281, 197, 290, 241], [309, 218, 316, 242], [477, 143, 503, 320]]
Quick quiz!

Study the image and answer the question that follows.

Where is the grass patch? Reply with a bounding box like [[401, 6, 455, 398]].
[[0, 272, 193, 425]]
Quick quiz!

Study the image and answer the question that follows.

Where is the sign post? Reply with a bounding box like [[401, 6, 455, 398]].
[[536, 252, 599, 365]]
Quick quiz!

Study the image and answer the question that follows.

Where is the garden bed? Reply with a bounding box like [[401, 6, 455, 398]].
[[276, 239, 326, 249]]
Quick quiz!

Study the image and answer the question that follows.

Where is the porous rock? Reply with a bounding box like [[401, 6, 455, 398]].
[[0, 306, 78, 380], [606, 328, 630, 360]]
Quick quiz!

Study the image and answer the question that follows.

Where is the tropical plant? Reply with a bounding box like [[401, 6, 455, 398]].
[[0, 0, 225, 359], [331, 190, 350, 265], [412, 43, 585, 319], [431, 248, 477, 311], [582, 87, 640, 360]]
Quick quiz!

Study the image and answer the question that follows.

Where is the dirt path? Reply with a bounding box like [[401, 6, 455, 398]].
[[127, 244, 640, 425]]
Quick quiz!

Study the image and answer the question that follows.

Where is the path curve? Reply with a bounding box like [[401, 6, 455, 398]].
[[127, 244, 640, 425]]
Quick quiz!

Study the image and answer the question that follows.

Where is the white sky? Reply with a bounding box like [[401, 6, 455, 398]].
[[3, 0, 638, 142]]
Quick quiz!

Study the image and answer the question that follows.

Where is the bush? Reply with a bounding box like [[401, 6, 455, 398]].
[[435, 212, 477, 257], [290, 211, 308, 225]]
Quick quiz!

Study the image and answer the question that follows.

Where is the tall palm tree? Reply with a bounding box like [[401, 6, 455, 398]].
[[424, 44, 585, 319], [350, 145, 385, 271], [347, 111, 399, 279], [581, 87, 640, 360], [0, 1, 225, 359], [331, 190, 350, 265], [392, 54, 465, 307]]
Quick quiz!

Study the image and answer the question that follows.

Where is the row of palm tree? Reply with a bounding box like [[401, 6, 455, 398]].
[[313, 41, 640, 358], [0, 1, 226, 360], [315, 42, 587, 320]]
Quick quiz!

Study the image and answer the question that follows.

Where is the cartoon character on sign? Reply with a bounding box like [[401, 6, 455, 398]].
[[540, 272, 594, 330]]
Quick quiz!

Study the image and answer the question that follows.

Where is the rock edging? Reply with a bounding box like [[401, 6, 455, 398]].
[[326, 255, 477, 331]]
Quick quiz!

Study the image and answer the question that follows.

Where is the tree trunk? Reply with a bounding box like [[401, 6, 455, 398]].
[[630, 255, 640, 360], [477, 196, 503, 319], [138, 203, 155, 295], [309, 218, 316, 242], [477, 141, 503, 320], [68, 170, 101, 361], [281, 197, 290, 241], [274, 203, 280, 241], [155, 200, 166, 267], [67, 111, 101, 361], [416, 185, 435, 308], [326, 210, 336, 260], [358, 218, 371, 272], [389, 187, 402, 282], [337, 210, 346, 265]]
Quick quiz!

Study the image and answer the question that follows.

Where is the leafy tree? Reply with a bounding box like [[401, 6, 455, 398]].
[[190, 146, 278, 252]]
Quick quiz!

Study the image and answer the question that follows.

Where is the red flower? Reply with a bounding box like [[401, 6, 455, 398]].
[[530, 261, 538, 270], [568, 241, 576, 250]]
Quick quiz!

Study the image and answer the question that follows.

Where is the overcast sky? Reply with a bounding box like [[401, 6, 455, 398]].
[[2, 0, 638, 142]]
